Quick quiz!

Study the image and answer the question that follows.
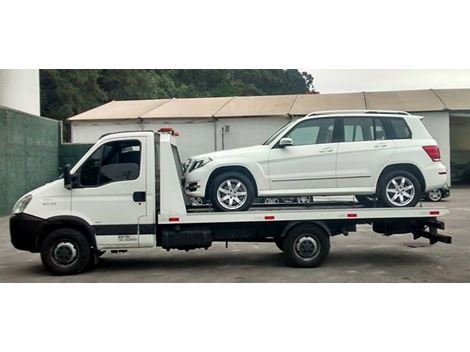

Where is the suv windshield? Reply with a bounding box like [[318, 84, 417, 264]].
[[263, 122, 292, 145]]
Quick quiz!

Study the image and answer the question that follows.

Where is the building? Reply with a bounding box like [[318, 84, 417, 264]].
[[68, 89, 470, 183], [0, 69, 40, 115]]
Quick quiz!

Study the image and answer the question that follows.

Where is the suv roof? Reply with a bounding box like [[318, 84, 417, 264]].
[[306, 110, 411, 117]]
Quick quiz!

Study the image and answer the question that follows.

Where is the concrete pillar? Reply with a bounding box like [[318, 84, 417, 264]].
[[0, 69, 40, 115]]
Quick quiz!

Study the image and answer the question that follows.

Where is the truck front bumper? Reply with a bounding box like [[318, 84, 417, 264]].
[[10, 213, 46, 252]]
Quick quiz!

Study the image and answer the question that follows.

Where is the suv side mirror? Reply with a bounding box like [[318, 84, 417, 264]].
[[64, 165, 72, 190], [279, 137, 293, 148]]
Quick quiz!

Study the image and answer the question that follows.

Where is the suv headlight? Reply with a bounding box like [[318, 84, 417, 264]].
[[12, 194, 32, 215], [191, 157, 212, 171]]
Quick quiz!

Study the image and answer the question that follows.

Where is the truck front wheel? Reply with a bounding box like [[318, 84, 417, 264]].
[[40, 228, 91, 275], [283, 224, 330, 268]]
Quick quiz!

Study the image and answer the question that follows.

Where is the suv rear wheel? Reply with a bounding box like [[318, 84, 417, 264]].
[[377, 170, 421, 207], [210, 171, 255, 211]]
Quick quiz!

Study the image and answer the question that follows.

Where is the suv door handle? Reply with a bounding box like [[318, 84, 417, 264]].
[[319, 147, 334, 153], [374, 143, 388, 148], [133, 191, 146, 202]]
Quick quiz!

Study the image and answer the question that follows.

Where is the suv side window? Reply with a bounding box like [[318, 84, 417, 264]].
[[373, 118, 387, 140], [79, 140, 142, 187], [286, 118, 335, 146], [343, 117, 374, 142], [387, 117, 412, 139], [341, 117, 390, 142]]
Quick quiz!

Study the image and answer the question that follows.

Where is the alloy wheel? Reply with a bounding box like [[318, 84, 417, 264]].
[[428, 189, 442, 202], [385, 176, 415, 206], [216, 179, 248, 210]]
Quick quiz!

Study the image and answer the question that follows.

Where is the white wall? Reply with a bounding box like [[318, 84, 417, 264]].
[[71, 119, 216, 162], [420, 111, 451, 182], [0, 69, 40, 115], [216, 116, 291, 151], [142, 119, 215, 161], [71, 120, 141, 143]]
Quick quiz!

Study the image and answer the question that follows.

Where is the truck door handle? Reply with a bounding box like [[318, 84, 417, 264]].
[[133, 191, 146, 202], [319, 147, 334, 153]]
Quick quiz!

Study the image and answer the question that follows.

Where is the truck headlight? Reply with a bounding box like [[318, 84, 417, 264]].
[[191, 157, 212, 171], [12, 194, 32, 215]]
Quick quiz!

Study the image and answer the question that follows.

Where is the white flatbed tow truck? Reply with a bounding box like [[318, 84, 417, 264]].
[[10, 130, 452, 275]]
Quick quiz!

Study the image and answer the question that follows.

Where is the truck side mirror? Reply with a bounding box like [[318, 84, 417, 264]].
[[279, 137, 293, 148], [64, 165, 72, 190]]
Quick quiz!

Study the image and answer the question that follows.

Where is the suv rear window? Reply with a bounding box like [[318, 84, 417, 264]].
[[387, 118, 412, 139]]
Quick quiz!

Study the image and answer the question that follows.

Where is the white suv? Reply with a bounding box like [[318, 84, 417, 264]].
[[184, 110, 447, 211]]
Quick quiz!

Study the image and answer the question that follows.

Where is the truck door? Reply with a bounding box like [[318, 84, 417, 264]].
[[71, 137, 149, 249]]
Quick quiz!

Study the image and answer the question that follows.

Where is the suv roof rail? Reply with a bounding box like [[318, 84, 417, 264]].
[[305, 110, 411, 117]]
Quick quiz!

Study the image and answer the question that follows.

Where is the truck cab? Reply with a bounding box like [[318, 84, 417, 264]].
[[10, 131, 183, 269]]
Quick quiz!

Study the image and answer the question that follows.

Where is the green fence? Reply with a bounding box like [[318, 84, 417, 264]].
[[0, 107, 60, 216]]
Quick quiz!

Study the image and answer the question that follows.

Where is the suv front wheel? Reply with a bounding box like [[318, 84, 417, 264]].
[[210, 171, 255, 211], [377, 170, 421, 207]]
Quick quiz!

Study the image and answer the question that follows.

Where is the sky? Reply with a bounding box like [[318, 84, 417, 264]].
[[305, 70, 470, 94]]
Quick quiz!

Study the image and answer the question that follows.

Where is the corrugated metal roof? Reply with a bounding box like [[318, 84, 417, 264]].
[[364, 89, 445, 112], [290, 92, 366, 115], [214, 95, 297, 117], [142, 96, 232, 118], [68, 99, 170, 121], [68, 88, 470, 121], [434, 88, 470, 110]]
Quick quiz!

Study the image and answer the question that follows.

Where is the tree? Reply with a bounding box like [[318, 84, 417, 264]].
[[301, 71, 315, 93], [40, 70, 107, 119], [40, 69, 314, 120]]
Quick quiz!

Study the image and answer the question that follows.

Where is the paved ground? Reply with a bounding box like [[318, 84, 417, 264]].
[[1, 188, 470, 282]]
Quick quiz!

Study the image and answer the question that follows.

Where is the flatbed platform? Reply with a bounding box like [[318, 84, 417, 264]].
[[162, 205, 449, 224]]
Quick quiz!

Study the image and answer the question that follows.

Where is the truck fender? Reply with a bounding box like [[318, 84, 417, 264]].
[[42, 215, 97, 249], [280, 220, 332, 239]]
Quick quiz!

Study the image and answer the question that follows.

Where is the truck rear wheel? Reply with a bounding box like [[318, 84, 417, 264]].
[[283, 224, 330, 268], [40, 228, 91, 275]]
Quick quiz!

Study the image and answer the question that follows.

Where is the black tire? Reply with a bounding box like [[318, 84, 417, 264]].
[[377, 170, 421, 208], [275, 238, 284, 252], [355, 195, 377, 207], [426, 189, 442, 202], [283, 224, 330, 268], [210, 171, 255, 212], [40, 228, 91, 275]]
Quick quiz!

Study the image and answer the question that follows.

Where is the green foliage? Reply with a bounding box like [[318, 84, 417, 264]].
[[40, 69, 313, 120], [40, 70, 107, 119]]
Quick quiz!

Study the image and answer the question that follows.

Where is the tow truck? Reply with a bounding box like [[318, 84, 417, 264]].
[[10, 129, 452, 275]]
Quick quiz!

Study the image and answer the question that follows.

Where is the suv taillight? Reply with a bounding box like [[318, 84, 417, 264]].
[[422, 145, 441, 162]]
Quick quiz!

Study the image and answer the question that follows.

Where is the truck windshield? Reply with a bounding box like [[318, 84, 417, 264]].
[[263, 122, 292, 145]]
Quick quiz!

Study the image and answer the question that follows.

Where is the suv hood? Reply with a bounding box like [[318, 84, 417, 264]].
[[190, 145, 269, 161]]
